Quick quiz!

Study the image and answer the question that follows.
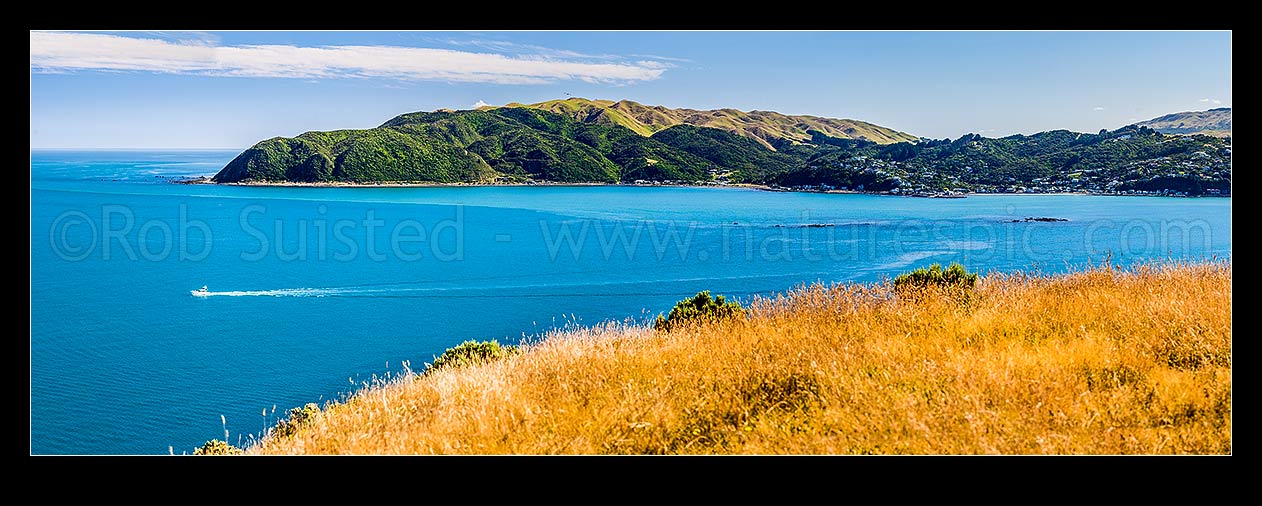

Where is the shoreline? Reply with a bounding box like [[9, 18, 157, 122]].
[[182, 177, 779, 191], [177, 177, 1228, 198]]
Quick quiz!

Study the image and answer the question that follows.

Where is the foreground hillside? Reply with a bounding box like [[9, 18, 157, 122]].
[[247, 262, 1231, 455]]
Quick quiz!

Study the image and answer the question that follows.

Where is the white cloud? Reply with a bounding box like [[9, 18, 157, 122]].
[[30, 32, 666, 85], [472, 100, 491, 109], [1213, 99, 1222, 105], [1199, 98, 1223, 104], [1199, 98, 1210, 102], [1093, 106, 1106, 111]]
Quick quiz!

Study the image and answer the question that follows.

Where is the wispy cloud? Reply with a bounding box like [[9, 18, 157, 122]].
[[30, 32, 666, 85], [445, 39, 687, 68], [1199, 98, 1223, 105], [1093, 106, 1106, 111], [445, 39, 614, 60], [472, 100, 491, 109], [629, 54, 693, 63]]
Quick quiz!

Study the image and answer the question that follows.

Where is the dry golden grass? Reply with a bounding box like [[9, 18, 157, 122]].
[[250, 262, 1231, 455]]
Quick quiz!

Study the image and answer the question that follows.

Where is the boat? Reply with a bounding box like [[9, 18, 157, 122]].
[[191, 285, 210, 297]]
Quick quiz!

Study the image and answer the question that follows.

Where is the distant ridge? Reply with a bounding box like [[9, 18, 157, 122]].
[[492, 97, 919, 149], [1131, 108, 1231, 137]]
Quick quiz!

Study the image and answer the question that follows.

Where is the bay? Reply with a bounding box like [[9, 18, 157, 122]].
[[29, 150, 1232, 454]]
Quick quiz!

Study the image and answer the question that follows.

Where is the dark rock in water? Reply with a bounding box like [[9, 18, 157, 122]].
[[772, 223, 837, 228], [1009, 216, 1069, 223]]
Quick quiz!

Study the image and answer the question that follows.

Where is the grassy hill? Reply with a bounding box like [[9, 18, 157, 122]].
[[1132, 108, 1231, 137], [237, 262, 1230, 455], [515, 97, 918, 148]]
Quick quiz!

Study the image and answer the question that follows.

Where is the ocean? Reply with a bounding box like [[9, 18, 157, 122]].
[[29, 150, 1232, 454]]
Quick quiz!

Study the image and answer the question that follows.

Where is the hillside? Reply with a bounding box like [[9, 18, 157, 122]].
[[511, 97, 918, 148], [1132, 108, 1231, 137], [239, 262, 1231, 455], [778, 126, 1231, 195], [213, 101, 1232, 195], [214, 108, 719, 184]]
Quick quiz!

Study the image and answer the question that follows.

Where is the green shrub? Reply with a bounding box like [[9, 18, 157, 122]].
[[893, 262, 979, 297], [654, 291, 745, 332], [423, 340, 519, 375], [193, 439, 243, 455], [270, 403, 321, 439]]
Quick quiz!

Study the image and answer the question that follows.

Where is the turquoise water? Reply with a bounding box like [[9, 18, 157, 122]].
[[30, 150, 1231, 454]]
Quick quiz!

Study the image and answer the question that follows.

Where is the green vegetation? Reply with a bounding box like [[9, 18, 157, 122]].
[[424, 340, 520, 375], [214, 100, 1230, 195], [215, 108, 717, 184], [651, 125, 800, 183], [893, 263, 979, 296], [193, 439, 243, 455], [654, 291, 745, 332], [777, 126, 1231, 195]]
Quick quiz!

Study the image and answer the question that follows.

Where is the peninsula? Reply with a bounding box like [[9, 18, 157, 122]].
[[213, 99, 1231, 196]]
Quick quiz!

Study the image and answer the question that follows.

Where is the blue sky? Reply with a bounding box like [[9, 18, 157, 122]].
[[30, 31, 1232, 149]]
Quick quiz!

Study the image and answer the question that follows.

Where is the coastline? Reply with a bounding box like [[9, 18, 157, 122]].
[[182, 177, 778, 191], [178, 177, 1227, 197]]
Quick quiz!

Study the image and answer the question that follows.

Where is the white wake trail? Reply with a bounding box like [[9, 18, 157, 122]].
[[191, 287, 354, 298]]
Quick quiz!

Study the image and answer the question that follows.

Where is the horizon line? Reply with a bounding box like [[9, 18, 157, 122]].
[[31, 147, 244, 151]]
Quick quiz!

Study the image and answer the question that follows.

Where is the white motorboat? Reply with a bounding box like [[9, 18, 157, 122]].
[[191, 285, 210, 297]]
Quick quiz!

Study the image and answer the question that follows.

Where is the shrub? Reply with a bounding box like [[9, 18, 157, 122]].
[[193, 439, 243, 455], [654, 291, 744, 332], [893, 262, 978, 295], [423, 340, 519, 375], [271, 403, 321, 439]]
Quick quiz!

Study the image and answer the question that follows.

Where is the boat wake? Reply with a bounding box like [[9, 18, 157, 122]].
[[189, 271, 842, 300], [190, 287, 350, 298]]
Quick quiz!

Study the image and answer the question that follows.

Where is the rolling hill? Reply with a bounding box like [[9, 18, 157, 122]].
[[213, 108, 724, 185], [1131, 108, 1231, 137], [499, 97, 918, 148]]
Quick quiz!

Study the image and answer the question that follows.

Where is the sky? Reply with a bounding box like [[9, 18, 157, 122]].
[[30, 30, 1232, 149]]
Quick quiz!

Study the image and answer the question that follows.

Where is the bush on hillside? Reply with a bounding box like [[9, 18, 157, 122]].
[[423, 340, 520, 376], [271, 403, 321, 440], [193, 439, 243, 455], [893, 263, 979, 298], [654, 291, 745, 332]]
